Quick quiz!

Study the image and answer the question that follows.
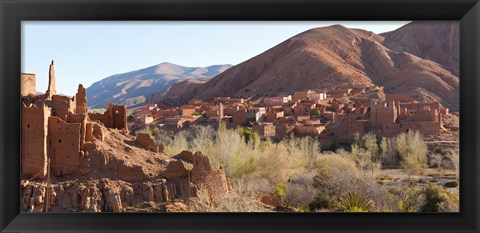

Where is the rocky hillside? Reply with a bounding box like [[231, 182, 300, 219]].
[[381, 21, 459, 76], [159, 22, 459, 110], [146, 77, 211, 108], [20, 125, 234, 212], [86, 63, 231, 109]]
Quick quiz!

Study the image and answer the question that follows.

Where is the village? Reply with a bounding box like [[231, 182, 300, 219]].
[[19, 61, 460, 213], [129, 85, 455, 148]]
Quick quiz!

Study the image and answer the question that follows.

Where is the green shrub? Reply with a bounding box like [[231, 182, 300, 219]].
[[238, 128, 258, 144], [298, 203, 309, 212], [444, 180, 459, 188], [420, 183, 459, 212], [274, 182, 287, 200], [335, 192, 374, 212], [309, 194, 336, 211]]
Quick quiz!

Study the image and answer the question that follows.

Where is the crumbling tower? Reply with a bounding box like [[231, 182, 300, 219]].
[[76, 84, 87, 114], [45, 60, 56, 99]]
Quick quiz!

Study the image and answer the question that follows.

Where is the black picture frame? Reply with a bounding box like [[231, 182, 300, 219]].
[[1, 0, 479, 232]]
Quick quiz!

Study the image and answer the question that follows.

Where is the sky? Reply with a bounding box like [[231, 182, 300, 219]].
[[22, 21, 410, 96]]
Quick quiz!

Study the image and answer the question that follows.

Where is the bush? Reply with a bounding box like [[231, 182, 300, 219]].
[[314, 154, 358, 178], [309, 194, 336, 211], [255, 143, 291, 183], [393, 186, 425, 212], [311, 154, 390, 211], [284, 172, 318, 208], [335, 192, 374, 212], [202, 177, 269, 212], [274, 182, 287, 205], [444, 180, 459, 188], [421, 183, 459, 212]]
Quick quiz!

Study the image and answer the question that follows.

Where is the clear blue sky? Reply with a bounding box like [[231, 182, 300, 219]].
[[22, 21, 410, 96]]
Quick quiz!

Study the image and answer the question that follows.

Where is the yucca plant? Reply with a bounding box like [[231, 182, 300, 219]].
[[335, 192, 374, 212]]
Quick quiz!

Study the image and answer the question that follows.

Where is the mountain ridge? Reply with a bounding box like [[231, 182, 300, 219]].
[[156, 22, 459, 110], [86, 63, 232, 109]]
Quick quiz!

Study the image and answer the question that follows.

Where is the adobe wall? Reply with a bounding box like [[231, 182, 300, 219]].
[[265, 111, 284, 122], [282, 105, 294, 116], [21, 73, 36, 96], [191, 152, 229, 197], [224, 106, 240, 116], [345, 120, 365, 136], [45, 95, 76, 121], [293, 91, 310, 100], [164, 160, 191, 179], [88, 104, 128, 132], [330, 102, 345, 112], [181, 107, 196, 116], [67, 113, 87, 150], [88, 112, 106, 124], [48, 116, 82, 176], [232, 110, 246, 126], [401, 102, 440, 111], [403, 109, 437, 122], [275, 124, 295, 139], [22, 103, 51, 178], [400, 122, 441, 135], [370, 101, 397, 128], [252, 124, 275, 137], [294, 125, 324, 137], [382, 123, 401, 135], [85, 122, 94, 142], [112, 105, 128, 131], [136, 133, 164, 153]]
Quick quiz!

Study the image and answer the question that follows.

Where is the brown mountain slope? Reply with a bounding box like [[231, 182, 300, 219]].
[[185, 24, 458, 109], [146, 78, 210, 107], [381, 21, 459, 76]]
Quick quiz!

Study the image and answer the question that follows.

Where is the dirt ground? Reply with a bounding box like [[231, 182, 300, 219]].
[[373, 168, 459, 194]]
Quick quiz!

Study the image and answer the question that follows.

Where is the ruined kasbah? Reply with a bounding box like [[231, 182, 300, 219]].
[[130, 84, 459, 149], [21, 61, 231, 212]]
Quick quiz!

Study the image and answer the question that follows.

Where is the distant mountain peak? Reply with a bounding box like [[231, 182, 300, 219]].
[[86, 62, 232, 109]]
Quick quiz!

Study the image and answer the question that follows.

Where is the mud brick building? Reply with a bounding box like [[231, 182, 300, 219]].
[[21, 61, 129, 178], [252, 123, 276, 137]]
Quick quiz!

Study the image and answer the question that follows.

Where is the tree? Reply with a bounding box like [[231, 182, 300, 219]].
[[238, 128, 259, 145], [446, 149, 460, 180], [380, 137, 397, 165], [396, 131, 428, 177], [351, 142, 370, 173], [351, 133, 379, 176]]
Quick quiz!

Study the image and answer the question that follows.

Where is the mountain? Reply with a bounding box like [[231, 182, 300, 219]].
[[145, 77, 211, 107], [86, 63, 232, 108], [160, 22, 459, 110], [381, 21, 459, 76]]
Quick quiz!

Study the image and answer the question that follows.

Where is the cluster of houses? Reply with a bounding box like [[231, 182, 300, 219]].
[[129, 85, 451, 147]]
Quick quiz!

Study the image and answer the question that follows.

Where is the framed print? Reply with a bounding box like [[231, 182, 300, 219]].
[[1, 0, 479, 232]]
